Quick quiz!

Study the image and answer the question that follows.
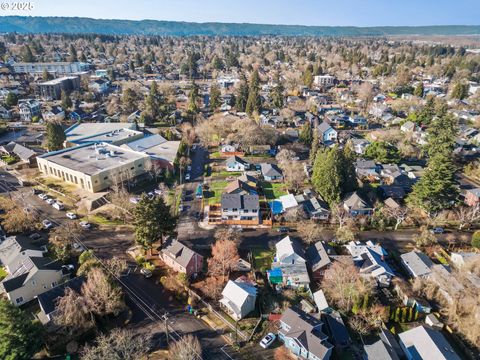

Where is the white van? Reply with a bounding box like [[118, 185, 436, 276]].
[[52, 202, 64, 211]]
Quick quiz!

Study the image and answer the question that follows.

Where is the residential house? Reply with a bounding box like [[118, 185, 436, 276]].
[[19, 99, 41, 121], [303, 196, 330, 220], [314, 74, 335, 88], [323, 311, 351, 353], [0, 105, 12, 119], [89, 78, 110, 94], [401, 121, 416, 133], [355, 159, 379, 180], [0, 236, 47, 272], [345, 241, 394, 286], [219, 278, 257, 320], [37, 276, 85, 325], [306, 241, 334, 281], [221, 144, 239, 154], [364, 328, 402, 360], [0, 141, 38, 167], [464, 188, 480, 207], [260, 163, 283, 181], [351, 138, 370, 155], [348, 115, 367, 126], [0, 256, 65, 306], [398, 325, 461, 360], [268, 236, 310, 290], [317, 122, 337, 144], [225, 156, 250, 172], [42, 106, 65, 122], [343, 192, 374, 216], [401, 251, 434, 278], [160, 239, 203, 277], [313, 289, 330, 313], [220, 194, 260, 224], [278, 307, 333, 360], [224, 179, 257, 196], [249, 145, 273, 156]]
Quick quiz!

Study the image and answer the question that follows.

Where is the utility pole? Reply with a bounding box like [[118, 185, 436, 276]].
[[163, 313, 169, 346]]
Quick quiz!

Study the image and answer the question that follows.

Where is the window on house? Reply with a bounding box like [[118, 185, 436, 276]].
[[15, 297, 24, 304], [232, 208, 237, 212], [51, 282, 57, 288]]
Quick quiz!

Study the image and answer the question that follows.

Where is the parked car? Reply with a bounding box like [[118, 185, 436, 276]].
[[259, 333, 276, 349], [140, 268, 153, 278], [45, 198, 55, 205], [42, 219, 53, 229], [185, 173, 191, 181], [129, 196, 141, 204], [79, 221, 91, 229], [277, 226, 289, 233], [32, 188, 41, 195], [38, 193, 48, 200], [66, 212, 77, 219], [430, 227, 444, 234], [154, 189, 163, 196], [52, 202, 64, 210], [62, 264, 75, 272]]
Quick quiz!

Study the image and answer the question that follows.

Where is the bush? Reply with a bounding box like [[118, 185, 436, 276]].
[[472, 231, 480, 249]]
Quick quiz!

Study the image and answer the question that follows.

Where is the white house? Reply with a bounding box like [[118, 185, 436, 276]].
[[225, 155, 250, 172], [219, 278, 257, 320]]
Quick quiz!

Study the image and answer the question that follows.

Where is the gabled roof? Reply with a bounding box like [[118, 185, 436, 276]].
[[260, 163, 282, 177], [225, 155, 249, 166], [398, 325, 461, 360], [318, 121, 334, 135], [161, 239, 201, 269], [401, 251, 434, 277], [0, 235, 43, 267], [224, 179, 256, 195], [275, 236, 305, 262], [221, 279, 257, 308], [306, 241, 334, 272], [37, 276, 86, 316], [343, 192, 372, 210]]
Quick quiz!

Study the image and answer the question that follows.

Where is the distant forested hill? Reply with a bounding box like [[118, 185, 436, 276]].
[[0, 16, 479, 36]]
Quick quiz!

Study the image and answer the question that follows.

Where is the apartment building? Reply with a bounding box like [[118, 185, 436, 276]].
[[13, 62, 90, 75], [37, 76, 80, 100]]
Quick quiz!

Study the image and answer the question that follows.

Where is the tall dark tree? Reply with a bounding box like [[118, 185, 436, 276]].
[[0, 299, 43, 360], [414, 82, 424, 97], [311, 146, 357, 206], [299, 122, 313, 145], [68, 44, 77, 62], [270, 79, 284, 109], [245, 70, 261, 116], [61, 90, 72, 110], [188, 81, 199, 113], [407, 114, 458, 216], [46, 121, 66, 151], [134, 195, 177, 248], [235, 81, 249, 112], [4, 92, 18, 108], [209, 84, 221, 111], [122, 88, 137, 114]]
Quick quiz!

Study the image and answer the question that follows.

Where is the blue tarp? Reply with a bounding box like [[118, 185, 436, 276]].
[[269, 200, 283, 215]]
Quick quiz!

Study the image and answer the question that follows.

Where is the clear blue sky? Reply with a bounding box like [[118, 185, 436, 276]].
[[4, 0, 480, 26]]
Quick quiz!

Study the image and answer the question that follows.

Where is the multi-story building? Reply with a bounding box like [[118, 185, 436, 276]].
[[37, 142, 151, 193], [13, 62, 90, 75], [37, 76, 81, 100], [314, 75, 336, 87], [220, 193, 260, 224], [19, 99, 41, 121]]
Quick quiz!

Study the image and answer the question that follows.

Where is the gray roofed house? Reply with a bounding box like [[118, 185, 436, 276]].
[[278, 307, 333, 360], [224, 179, 256, 196], [0, 236, 46, 272], [303, 196, 330, 220], [364, 328, 402, 360], [317, 121, 337, 144], [37, 276, 86, 325], [160, 239, 203, 277], [306, 241, 335, 281], [343, 192, 374, 216], [398, 325, 461, 360], [401, 251, 434, 278], [0, 141, 38, 166], [225, 155, 250, 172], [323, 311, 351, 351], [0, 255, 65, 306], [355, 159, 379, 179], [260, 163, 283, 181], [221, 193, 260, 224]]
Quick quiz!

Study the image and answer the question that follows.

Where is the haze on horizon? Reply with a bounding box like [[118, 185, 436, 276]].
[[3, 0, 480, 27]]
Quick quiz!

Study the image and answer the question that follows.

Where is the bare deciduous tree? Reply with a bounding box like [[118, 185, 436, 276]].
[[208, 238, 240, 282], [455, 204, 480, 230], [296, 220, 325, 244], [81, 328, 151, 360], [82, 268, 124, 317], [382, 204, 409, 230], [169, 334, 202, 360], [54, 288, 93, 335]]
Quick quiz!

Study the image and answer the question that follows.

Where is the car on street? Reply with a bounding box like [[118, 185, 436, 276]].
[[32, 188, 41, 195], [140, 268, 153, 278], [42, 219, 53, 229], [129, 196, 141, 204], [79, 221, 91, 229], [259, 333, 276, 349], [277, 226, 290, 233], [62, 264, 75, 272], [66, 212, 77, 219], [38, 193, 48, 200], [185, 173, 191, 181], [45, 198, 55, 205], [430, 227, 445, 234], [187, 165, 192, 171], [192, 144, 197, 151]]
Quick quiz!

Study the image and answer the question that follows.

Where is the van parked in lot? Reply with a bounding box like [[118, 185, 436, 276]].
[[52, 202, 64, 211]]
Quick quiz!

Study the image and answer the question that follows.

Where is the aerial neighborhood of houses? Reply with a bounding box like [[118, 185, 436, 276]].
[[0, 20, 480, 360]]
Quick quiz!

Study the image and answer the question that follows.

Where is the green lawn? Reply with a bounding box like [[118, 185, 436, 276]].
[[206, 181, 228, 205], [252, 248, 275, 272], [212, 170, 242, 178], [260, 181, 288, 200], [210, 151, 223, 159], [83, 214, 125, 226], [0, 267, 7, 281]]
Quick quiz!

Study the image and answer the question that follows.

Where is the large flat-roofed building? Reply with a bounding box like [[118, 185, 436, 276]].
[[37, 143, 150, 193], [37, 76, 81, 100], [65, 122, 142, 146], [13, 62, 90, 75]]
